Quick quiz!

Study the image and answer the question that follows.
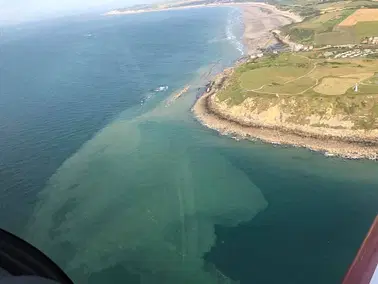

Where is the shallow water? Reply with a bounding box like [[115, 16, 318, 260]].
[[1, 6, 378, 284]]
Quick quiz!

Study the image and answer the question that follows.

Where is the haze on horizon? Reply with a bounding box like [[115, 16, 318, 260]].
[[0, 0, 157, 25]]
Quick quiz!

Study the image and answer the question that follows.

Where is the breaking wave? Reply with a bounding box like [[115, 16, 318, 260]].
[[225, 8, 245, 55]]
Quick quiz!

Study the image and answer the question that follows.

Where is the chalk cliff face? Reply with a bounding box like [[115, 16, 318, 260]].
[[209, 94, 378, 143]]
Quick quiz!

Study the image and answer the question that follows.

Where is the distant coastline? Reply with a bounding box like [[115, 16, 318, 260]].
[[104, 2, 302, 23], [106, 2, 301, 55]]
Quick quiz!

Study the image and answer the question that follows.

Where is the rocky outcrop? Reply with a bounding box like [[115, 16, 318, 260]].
[[272, 30, 313, 51]]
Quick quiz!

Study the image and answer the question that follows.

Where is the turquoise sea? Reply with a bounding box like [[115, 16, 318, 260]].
[[0, 7, 377, 284]]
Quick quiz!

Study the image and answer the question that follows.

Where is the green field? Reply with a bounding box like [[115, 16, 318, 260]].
[[355, 21, 378, 40], [320, 21, 378, 45], [280, 0, 378, 46], [216, 53, 378, 130], [281, 9, 355, 44], [288, 18, 378, 46], [314, 28, 355, 45]]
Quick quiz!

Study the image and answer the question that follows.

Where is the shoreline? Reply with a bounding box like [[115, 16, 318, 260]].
[[105, 2, 302, 22], [191, 6, 378, 160]]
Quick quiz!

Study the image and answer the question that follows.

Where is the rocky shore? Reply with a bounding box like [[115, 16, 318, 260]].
[[192, 68, 378, 161]]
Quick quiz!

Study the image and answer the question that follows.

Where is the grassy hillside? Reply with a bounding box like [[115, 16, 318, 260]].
[[216, 53, 378, 130]]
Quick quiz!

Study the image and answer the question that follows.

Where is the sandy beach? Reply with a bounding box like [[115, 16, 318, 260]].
[[237, 4, 299, 54]]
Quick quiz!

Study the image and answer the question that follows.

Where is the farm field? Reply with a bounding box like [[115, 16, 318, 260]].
[[338, 8, 378, 26], [281, 1, 378, 45]]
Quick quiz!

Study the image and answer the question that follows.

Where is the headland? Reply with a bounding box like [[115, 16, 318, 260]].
[[192, 1, 378, 160]]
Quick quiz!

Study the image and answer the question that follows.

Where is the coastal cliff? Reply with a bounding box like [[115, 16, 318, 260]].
[[192, 65, 378, 160]]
